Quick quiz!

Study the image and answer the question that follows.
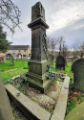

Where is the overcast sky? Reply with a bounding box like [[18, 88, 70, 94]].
[[5, 0, 84, 48]]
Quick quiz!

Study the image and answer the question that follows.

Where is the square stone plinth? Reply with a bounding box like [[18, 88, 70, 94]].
[[26, 73, 52, 93]]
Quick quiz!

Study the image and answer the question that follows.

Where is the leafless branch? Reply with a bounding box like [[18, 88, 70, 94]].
[[0, 0, 21, 32]]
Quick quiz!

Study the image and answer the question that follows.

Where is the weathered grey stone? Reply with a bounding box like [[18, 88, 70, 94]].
[[32, 2, 45, 22], [72, 58, 84, 92], [0, 81, 14, 120], [51, 76, 70, 120], [56, 55, 66, 70], [5, 84, 51, 120], [27, 2, 50, 92]]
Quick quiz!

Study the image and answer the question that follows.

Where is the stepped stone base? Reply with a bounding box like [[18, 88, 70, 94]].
[[26, 73, 52, 93]]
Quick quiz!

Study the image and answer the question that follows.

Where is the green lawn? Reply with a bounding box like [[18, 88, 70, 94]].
[[0, 59, 28, 71], [65, 102, 84, 120], [0, 60, 28, 83], [0, 60, 72, 83], [50, 62, 73, 78]]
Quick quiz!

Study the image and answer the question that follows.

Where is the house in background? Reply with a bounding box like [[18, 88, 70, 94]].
[[0, 52, 6, 63], [6, 45, 31, 59]]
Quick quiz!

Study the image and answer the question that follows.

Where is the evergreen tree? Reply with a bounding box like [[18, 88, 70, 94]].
[[0, 26, 10, 52]]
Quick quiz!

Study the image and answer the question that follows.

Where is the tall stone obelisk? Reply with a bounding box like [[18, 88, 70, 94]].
[[27, 2, 50, 93]]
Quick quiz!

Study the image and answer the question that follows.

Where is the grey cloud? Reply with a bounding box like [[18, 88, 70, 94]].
[[4, 0, 84, 47], [50, 18, 84, 48]]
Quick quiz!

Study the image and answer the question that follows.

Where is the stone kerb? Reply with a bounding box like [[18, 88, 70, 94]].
[[5, 84, 51, 120], [5, 75, 70, 120], [0, 81, 14, 120], [51, 76, 70, 120]]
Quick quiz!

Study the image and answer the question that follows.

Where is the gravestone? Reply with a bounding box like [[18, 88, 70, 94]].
[[27, 2, 51, 93], [72, 58, 84, 92], [56, 55, 66, 70], [0, 81, 14, 120]]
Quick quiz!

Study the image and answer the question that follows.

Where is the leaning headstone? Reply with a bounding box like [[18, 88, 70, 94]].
[[72, 58, 84, 92], [56, 55, 66, 70], [0, 81, 14, 120], [27, 2, 51, 93]]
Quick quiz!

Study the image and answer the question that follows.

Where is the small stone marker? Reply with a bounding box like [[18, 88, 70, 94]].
[[0, 81, 14, 120], [56, 55, 66, 70], [72, 58, 84, 92]]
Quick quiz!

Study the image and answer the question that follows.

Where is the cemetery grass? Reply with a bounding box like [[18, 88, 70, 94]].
[[65, 101, 84, 120], [0, 59, 28, 83], [51, 62, 73, 79], [51, 63, 84, 118], [51, 62, 83, 116], [0, 59, 28, 71]]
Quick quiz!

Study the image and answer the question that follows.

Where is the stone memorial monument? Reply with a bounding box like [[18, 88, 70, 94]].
[[27, 2, 51, 93], [72, 58, 84, 92], [56, 55, 66, 70], [0, 81, 14, 120]]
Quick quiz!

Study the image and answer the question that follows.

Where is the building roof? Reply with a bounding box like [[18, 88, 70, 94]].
[[8, 45, 30, 50], [0, 53, 6, 58]]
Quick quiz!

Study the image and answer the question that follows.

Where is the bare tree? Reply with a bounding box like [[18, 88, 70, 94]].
[[59, 36, 63, 55], [72, 41, 84, 60], [47, 37, 59, 64], [80, 41, 84, 58], [72, 40, 84, 61], [0, 0, 21, 32], [63, 44, 68, 59], [47, 37, 59, 52], [58, 36, 68, 58]]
